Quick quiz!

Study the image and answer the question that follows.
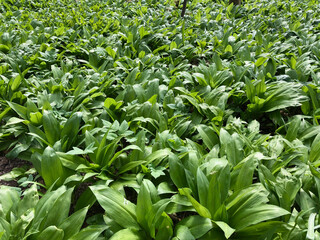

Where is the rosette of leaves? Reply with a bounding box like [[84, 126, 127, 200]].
[[0, 184, 106, 240], [169, 153, 290, 239], [90, 179, 173, 240]]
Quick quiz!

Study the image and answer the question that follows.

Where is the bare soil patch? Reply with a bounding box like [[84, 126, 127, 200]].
[[0, 155, 32, 187]]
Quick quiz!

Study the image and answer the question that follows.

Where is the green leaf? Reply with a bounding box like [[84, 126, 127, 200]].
[[234, 155, 256, 191], [145, 149, 171, 165], [207, 173, 222, 219], [196, 168, 209, 207], [106, 145, 141, 167], [245, 78, 255, 103], [43, 110, 60, 146], [109, 229, 145, 240], [100, 136, 124, 167], [29, 112, 43, 125], [285, 116, 301, 141], [155, 213, 173, 240], [307, 85, 319, 110], [196, 125, 219, 150], [65, 146, 96, 156], [32, 186, 67, 228], [225, 45, 233, 53], [226, 3, 233, 12], [11, 75, 22, 91], [6, 117, 25, 125], [51, 65, 63, 79], [149, 165, 166, 179], [213, 221, 235, 239], [0, 107, 10, 122], [178, 215, 213, 238], [203, 158, 230, 205], [106, 46, 116, 59], [104, 98, 118, 109], [310, 133, 320, 163], [220, 129, 243, 166], [57, 152, 88, 170], [170, 41, 177, 50], [236, 222, 285, 238], [90, 186, 140, 230], [59, 207, 89, 240], [169, 154, 187, 188], [262, 82, 307, 112], [174, 225, 195, 240], [118, 160, 146, 175], [0, 44, 10, 53], [60, 112, 82, 151], [0, 186, 20, 217], [136, 180, 153, 234], [41, 188, 73, 230], [125, 67, 140, 85], [36, 226, 64, 240], [255, 57, 267, 67], [28, 124, 50, 146], [307, 213, 317, 240], [69, 225, 107, 240], [41, 147, 67, 187], [7, 101, 27, 119], [230, 204, 289, 230], [17, 184, 39, 216], [275, 169, 301, 213], [179, 188, 211, 219]]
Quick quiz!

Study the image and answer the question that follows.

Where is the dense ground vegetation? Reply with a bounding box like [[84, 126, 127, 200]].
[[1, 0, 320, 239]]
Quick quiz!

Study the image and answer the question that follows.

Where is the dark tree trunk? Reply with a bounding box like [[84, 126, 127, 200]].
[[229, 0, 241, 5], [181, 0, 188, 17]]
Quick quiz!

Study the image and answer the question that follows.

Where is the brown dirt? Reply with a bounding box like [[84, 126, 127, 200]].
[[0, 155, 32, 187]]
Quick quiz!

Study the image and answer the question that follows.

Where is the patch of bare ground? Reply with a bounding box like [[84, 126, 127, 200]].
[[0, 155, 32, 187]]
